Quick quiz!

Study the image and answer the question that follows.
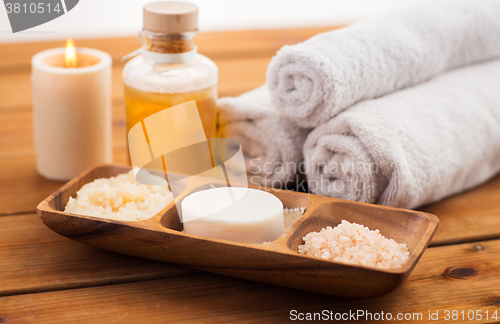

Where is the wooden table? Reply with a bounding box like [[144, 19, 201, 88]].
[[1, 27, 500, 323]]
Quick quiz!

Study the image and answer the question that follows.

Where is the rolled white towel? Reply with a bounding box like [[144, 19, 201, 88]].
[[216, 86, 310, 187], [303, 59, 500, 209], [267, 0, 500, 128]]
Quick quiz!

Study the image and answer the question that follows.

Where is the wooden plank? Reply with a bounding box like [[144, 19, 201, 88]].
[[0, 56, 269, 111], [0, 213, 199, 297], [0, 156, 67, 215], [0, 110, 34, 156], [0, 27, 340, 74], [0, 239, 499, 323], [218, 56, 268, 96], [0, 148, 127, 216], [422, 173, 500, 246]]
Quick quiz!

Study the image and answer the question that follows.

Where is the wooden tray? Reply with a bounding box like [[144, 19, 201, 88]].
[[37, 164, 439, 298]]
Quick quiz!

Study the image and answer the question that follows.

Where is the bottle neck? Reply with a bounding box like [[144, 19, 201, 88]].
[[142, 28, 198, 54]]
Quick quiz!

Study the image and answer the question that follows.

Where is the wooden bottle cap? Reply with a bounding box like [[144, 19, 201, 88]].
[[143, 1, 198, 34]]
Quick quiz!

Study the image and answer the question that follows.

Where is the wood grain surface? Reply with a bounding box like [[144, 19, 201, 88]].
[[1, 239, 499, 323], [0, 213, 199, 297], [1, 27, 500, 323]]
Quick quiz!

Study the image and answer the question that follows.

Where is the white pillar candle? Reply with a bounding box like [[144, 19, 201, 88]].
[[32, 46, 112, 181], [182, 187, 284, 244]]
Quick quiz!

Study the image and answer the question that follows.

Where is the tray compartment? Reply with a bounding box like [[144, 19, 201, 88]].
[[276, 200, 438, 297], [286, 201, 433, 255], [46, 164, 190, 225], [48, 164, 130, 211], [159, 204, 183, 231], [159, 184, 312, 234], [286, 199, 438, 275]]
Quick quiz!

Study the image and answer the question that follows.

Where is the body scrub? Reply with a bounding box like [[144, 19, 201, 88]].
[[298, 220, 409, 269], [65, 170, 173, 221]]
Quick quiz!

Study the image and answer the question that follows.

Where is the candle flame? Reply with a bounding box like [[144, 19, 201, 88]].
[[65, 37, 77, 68]]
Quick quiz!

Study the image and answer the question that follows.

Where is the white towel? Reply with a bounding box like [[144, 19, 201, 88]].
[[267, 0, 500, 128], [303, 59, 500, 209], [216, 86, 310, 187]]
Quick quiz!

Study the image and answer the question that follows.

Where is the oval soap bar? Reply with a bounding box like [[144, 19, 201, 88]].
[[182, 187, 284, 244]]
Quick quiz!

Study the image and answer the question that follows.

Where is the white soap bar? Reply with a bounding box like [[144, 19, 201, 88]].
[[182, 187, 284, 244]]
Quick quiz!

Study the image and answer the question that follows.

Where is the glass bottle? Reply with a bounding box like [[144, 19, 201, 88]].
[[123, 2, 218, 150]]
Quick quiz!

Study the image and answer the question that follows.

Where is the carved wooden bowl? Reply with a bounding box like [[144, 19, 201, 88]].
[[37, 164, 439, 298]]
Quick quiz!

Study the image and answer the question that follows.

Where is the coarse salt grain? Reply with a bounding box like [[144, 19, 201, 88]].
[[283, 207, 306, 230], [283, 207, 306, 216], [298, 220, 409, 269]]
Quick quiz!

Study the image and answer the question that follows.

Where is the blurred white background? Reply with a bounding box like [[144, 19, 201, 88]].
[[0, 0, 424, 43]]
